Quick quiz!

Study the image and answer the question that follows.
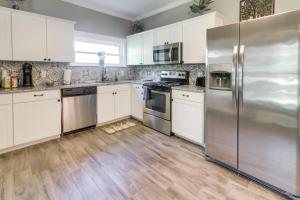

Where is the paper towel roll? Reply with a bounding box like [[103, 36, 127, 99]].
[[64, 69, 72, 85]]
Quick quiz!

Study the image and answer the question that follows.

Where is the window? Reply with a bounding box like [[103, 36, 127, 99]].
[[73, 31, 126, 67]]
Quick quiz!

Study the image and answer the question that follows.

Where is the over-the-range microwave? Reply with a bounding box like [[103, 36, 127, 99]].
[[153, 42, 183, 64]]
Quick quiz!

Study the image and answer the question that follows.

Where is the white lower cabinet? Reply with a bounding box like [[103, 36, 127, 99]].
[[13, 90, 61, 145], [172, 90, 204, 146], [115, 90, 131, 119], [97, 84, 131, 124], [131, 84, 144, 121], [97, 92, 115, 124], [0, 94, 13, 150]]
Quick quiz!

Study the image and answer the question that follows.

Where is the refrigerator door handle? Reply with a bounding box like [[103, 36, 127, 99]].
[[239, 45, 245, 110], [232, 45, 239, 107]]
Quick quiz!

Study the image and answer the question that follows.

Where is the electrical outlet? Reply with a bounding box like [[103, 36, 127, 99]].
[[41, 70, 47, 78]]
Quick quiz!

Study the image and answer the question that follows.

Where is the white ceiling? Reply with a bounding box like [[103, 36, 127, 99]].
[[61, 0, 192, 21]]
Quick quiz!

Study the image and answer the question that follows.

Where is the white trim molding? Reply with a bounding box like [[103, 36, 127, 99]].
[[135, 0, 192, 20], [61, 0, 135, 21], [60, 0, 192, 21]]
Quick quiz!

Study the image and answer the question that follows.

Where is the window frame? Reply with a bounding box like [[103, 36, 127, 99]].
[[71, 31, 127, 67]]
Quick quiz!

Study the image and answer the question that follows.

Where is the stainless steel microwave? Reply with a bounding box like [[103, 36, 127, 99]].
[[153, 42, 183, 64]]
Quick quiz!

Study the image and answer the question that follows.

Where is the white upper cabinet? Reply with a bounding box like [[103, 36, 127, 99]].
[[47, 17, 75, 62], [127, 30, 154, 66], [182, 12, 223, 64], [127, 34, 143, 65], [142, 31, 154, 65], [126, 12, 223, 66], [154, 23, 182, 46], [6, 7, 75, 62], [12, 11, 47, 62], [0, 8, 12, 61]]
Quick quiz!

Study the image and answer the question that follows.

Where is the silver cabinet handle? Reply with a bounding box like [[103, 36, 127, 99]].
[[182, 94, 190, 97], [34, 94, 44, 97]]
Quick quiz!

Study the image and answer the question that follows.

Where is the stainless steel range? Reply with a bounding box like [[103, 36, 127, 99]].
[[143, 71, 189, 135]]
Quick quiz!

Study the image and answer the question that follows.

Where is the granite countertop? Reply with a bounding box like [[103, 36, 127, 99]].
[[172, 85, 205, 93], [0, 80, 143, 95]]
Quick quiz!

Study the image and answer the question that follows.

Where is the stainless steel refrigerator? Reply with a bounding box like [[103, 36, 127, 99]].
[[205, 10, 300, 199]]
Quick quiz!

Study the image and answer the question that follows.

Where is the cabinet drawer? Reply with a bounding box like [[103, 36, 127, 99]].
[[0, 94, 12, 105], [172, 90, 204, 103], [98, 84, 130, 94], [13, 90, 61, 103]]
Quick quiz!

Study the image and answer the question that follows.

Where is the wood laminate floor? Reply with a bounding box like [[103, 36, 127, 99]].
[[0, 122, 285, 200]]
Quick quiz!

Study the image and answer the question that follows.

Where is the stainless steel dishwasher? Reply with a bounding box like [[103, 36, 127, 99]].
[[62, 86, 97, 134]]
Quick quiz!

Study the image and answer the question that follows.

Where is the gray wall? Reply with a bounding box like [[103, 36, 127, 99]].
[[141, 0, 300, 30], [0, 0, 132, 38]]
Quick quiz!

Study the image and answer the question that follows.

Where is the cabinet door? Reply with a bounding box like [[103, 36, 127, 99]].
[[169, 23, 182, 44], [131, 84, 144, 121], [183, 15, 219, 64], [97, 92, 115, 124], [155, 27, 170, 45], [14, 99, 61, 145], [12, 12, 47, 62], [172, 99, 204, 145], [115, 90, 131, 119], [127, 34, 143, 65], [47, 18, 74, 62], [154, 23, 182, 45], [0, 8, 12, 60], [0, 104, 13, 149], [142, 31, 154, 65]]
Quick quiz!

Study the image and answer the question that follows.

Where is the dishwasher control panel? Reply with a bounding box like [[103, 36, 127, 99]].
[[62, 86, 97, 97]]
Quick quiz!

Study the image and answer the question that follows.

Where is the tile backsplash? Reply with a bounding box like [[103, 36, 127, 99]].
[[0, 61, 135, 87], [132, 64, 206, 85], [0, 61, 205, 87]]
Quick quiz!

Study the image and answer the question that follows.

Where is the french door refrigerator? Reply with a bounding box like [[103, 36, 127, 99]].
[[205, 10, 300, 199]]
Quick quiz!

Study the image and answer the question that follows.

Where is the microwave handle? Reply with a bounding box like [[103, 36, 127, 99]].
[[169, 45, 173, 60]]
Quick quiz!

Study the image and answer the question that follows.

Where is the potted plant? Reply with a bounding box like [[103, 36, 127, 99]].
[[189, 0, 214, 15]]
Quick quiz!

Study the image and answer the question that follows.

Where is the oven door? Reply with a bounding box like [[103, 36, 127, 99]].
[[153, 43, 182, 64], [144, 90, 171, 120]]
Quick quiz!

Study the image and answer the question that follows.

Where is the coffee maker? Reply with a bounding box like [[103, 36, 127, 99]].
[[22, 63, 33, 87]]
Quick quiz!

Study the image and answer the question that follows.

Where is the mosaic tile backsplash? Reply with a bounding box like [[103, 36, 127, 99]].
[[132, 64, 206, 85], [0, 61, 205, 87]]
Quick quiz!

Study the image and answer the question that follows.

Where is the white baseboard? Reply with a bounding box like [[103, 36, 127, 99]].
[[0, 135, 60, 155]]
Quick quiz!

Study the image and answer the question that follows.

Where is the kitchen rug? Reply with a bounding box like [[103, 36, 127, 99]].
[[101, 120, 137, 135]]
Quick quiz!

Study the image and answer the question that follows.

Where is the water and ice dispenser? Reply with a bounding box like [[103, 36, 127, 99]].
[[208, 64, 232, 91]]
